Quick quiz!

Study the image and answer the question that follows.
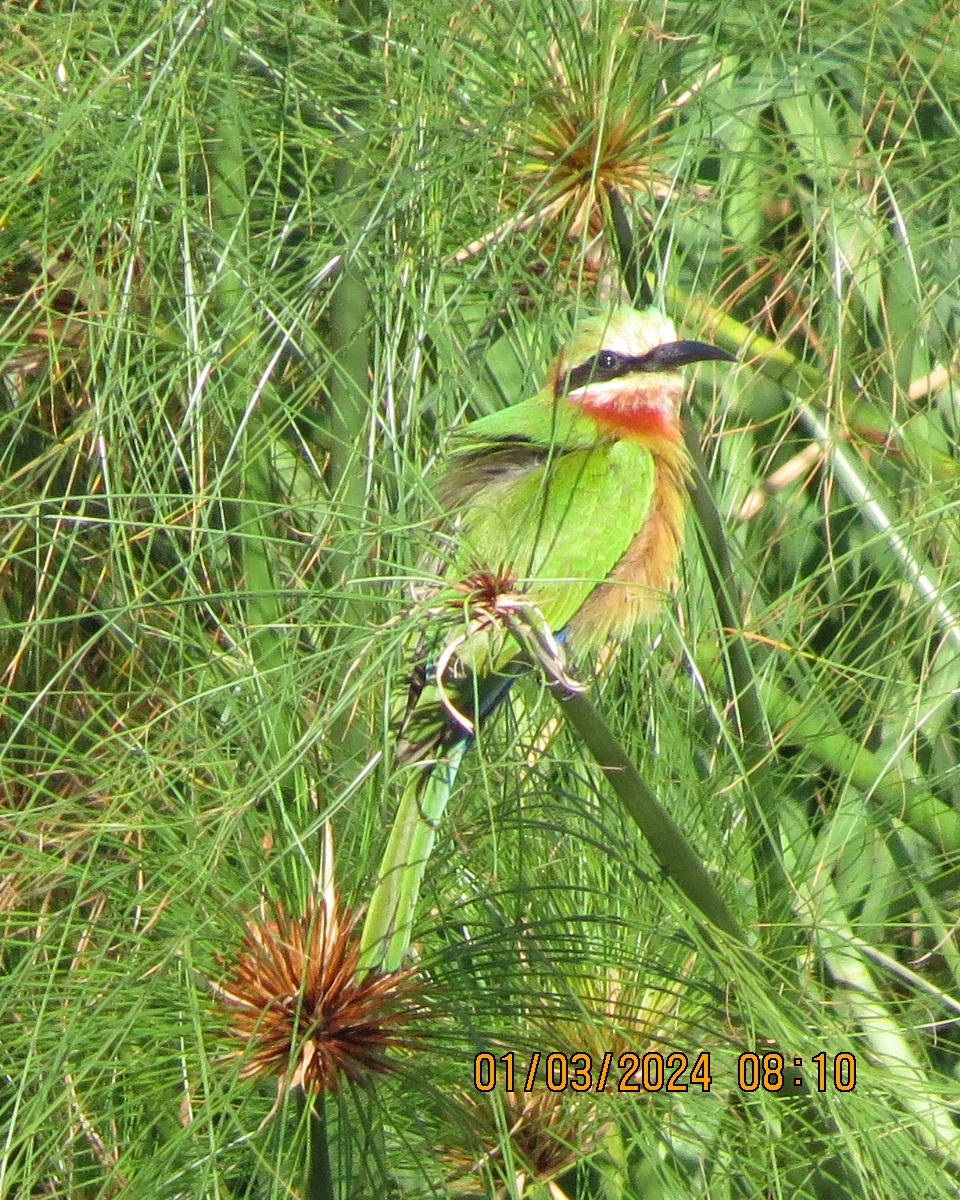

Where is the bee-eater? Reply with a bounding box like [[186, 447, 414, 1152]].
[[360, 305, 734, 971]]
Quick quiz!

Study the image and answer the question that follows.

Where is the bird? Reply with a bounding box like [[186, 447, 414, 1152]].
[[359, 304, 735, 971]]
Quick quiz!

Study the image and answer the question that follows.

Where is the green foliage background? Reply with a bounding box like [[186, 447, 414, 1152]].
[[2, 1, 959, 1196]]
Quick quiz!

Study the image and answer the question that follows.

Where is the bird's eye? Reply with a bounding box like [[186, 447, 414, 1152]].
[[560, 348, 625, 395]]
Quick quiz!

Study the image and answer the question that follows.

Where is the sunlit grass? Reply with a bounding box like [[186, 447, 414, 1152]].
[[1, 0, 959, 1196]]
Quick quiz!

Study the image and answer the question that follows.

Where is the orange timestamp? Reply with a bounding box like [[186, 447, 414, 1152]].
[[473, 1050, 857, 1094]]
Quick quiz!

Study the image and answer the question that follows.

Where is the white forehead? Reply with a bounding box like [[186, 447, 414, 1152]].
[[563, 307, 680, 366], [599, 309, 678, 356]]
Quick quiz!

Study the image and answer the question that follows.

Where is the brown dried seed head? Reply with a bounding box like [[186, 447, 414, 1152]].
[[450, 563, 521, 608], [214, 895, 420, 1095]]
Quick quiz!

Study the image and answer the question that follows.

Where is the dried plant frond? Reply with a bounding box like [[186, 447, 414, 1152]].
[[1, 231, 149, 395], [449, 563, 521, 610], [434, 564, 526, 639], [214, 892, 420, 1095], [520, 95, 675, 240], [445, 1085, 601, 1198], [454, 11, 714, 273]]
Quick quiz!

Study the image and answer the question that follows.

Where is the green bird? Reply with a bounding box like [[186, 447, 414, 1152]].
[[360, 304, 734, 971]]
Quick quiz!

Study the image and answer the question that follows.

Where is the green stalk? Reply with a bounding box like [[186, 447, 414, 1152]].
[[550, 684, 747, 944], [318, 0, 377, 775], [324, 147, 372, 582], [206, 83, 301, 799], [683, 421, 796, 963], [608, 195, 794, 962], [304, 1090, 336, 1200], [792, 868, 960, 1158], [324, 0, 374, 570], [694, 643, 960, 852], [606, 210, 862, 1193]]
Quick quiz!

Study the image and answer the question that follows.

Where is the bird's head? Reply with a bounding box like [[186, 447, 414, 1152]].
[[549, 306, 735, 442]]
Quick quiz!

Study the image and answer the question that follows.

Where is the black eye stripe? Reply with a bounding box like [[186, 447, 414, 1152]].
[[560, 350, 629, 393], [556, 339, 736, 396]]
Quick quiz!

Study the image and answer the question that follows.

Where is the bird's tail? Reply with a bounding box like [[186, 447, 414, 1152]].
[[359, 663, 526, 973], [358, 740, 467, 973]]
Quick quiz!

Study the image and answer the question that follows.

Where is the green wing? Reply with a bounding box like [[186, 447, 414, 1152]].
[[455, 437, 656, 636], [447, 391, 602, 456], [438, 393, 605, 512]]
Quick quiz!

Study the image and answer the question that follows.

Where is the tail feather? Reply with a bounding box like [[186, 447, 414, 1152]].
[[360, 657, 530, 972], [359, 741, 466, 973]]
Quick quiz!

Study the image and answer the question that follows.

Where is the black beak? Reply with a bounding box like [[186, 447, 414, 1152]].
[[627, 340, 737, 372], [559, 338, 736, 396]]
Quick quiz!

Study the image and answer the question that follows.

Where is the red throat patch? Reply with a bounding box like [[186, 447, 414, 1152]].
[[578, 385, 681, 442]]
